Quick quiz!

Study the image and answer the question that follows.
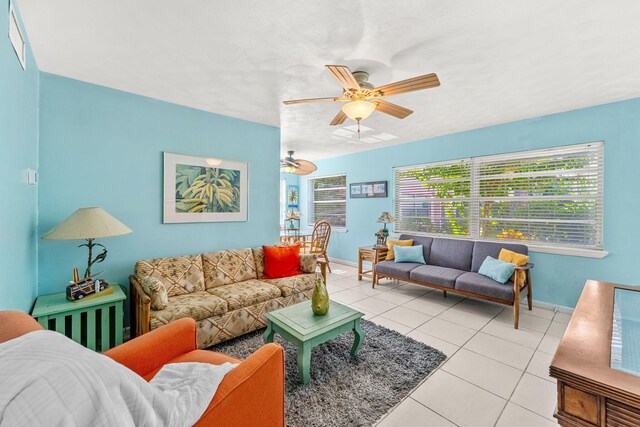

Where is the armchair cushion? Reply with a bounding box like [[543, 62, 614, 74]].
[[207, 280, 282, 310]]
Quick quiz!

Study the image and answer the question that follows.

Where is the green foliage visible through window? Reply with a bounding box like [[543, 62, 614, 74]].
[[394, 143, 604, 250]]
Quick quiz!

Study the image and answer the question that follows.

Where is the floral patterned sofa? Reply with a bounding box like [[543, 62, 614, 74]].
[[130, 248, 323, 348]]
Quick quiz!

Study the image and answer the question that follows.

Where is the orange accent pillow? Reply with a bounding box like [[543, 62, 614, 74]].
[[262, 245, 303, 279], [498, 248, 529, 284], [386, 239, 414, 260]]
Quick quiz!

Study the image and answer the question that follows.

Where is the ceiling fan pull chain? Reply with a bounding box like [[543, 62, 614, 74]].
[[357, 118, 361, 139]]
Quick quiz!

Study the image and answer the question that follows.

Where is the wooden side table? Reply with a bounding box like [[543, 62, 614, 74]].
[[358, 245, 388, 287], [31, 284, 126, 352]]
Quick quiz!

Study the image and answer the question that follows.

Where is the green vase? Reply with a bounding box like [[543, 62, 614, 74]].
[[311, 278, 329, 316]]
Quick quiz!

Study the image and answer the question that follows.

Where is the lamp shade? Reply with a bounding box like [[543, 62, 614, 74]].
[[376, 212, 395, 224], [43, 207, 132, 240], [341, 100, 376, 121]]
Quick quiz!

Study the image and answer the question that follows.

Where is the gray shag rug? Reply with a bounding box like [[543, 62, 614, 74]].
[[210, 319, 447, 427]]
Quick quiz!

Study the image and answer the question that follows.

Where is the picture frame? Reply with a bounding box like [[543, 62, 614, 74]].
[[163, 152, 248, 223], [350, 181, 387, 198], [287, 185, 299, 208], [8, 2, 26, 70]]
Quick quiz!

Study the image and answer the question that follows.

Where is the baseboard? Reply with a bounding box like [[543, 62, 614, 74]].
[[328, 257, 574, 314], [328, 257, 358, 268]]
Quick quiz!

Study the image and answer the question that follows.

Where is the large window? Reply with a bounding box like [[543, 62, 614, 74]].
[[394, 142, 604, 254], [308, 174, 347, 228]]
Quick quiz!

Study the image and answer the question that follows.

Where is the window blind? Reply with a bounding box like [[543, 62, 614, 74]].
[[308, 174, 347, 227], [394, 142, 604, 251]]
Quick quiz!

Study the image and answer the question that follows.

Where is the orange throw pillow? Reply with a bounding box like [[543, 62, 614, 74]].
[[262, 244, 303, 279], [498, 248, 529, 284]]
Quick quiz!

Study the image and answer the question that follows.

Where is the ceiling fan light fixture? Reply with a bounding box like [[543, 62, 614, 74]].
[[281, 165, 296, 174], [341, 100, 376, 121]]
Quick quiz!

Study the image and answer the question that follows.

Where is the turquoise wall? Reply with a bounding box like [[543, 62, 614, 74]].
[[38, 74, 280, 296], [0, 1, 39, 311], [300, 99, 640, 308]]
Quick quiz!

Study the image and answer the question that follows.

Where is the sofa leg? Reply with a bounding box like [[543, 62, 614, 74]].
[[526, 271, 533, 311], [513, 303, 520, 329], [443, 290, 447, 298]]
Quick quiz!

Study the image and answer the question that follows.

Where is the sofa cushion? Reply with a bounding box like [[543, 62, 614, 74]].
[[471, 241, 528, 273], [409, 265, 466, 288], [265, 273, 316, 297], [455, 272, 514, 301], [202, 249, 259, 289], [375, 260, 423, 279], [429, 238, 475, 271], [252, 247, 265, 278], [399, 235, 434, 263], [140, 277, 168, 310], [151, 291, 228, 324], [262, 245, 302, 279], [299, 254, 317, 274], [135, 254, 205, 297], [385, 239, 413, 261], [207, 279, 282, 310]]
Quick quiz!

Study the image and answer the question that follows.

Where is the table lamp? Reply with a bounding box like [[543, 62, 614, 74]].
[[43, 207, 132, 278], [375, 212, 395, 246]]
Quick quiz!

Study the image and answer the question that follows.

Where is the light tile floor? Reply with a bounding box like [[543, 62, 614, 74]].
[[323, 264, 563, 426]]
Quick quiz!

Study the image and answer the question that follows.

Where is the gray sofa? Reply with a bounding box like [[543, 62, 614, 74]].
[[374, 234, 533, 329]]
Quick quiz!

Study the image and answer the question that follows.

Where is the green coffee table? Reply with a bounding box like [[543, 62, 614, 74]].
[[263, 300, 365, 384]]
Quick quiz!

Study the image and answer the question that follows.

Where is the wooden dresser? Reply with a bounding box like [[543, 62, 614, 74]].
[[551, 280, 640, 426]]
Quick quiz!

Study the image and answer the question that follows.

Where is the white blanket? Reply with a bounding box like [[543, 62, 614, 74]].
[[0, 330, 236, 427]]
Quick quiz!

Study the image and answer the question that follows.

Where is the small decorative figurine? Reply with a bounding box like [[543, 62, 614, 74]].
[[66, 272, 112, 302]]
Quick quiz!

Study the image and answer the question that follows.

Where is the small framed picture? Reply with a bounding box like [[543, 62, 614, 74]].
[[350, 181, 387, 198]]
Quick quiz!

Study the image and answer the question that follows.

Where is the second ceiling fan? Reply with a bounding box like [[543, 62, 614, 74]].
[[283, 65, 440, 136]]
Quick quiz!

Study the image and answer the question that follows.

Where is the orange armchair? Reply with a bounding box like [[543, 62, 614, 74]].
[[0, 311, 285, 427]]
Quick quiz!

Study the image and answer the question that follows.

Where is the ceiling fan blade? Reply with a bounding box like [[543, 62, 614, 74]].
[[292, 160, 317, 176], [330, 109, 348, 126], [280, 159, 298, 166], [326, 65, 360, 91], [283, 97, 339, 105], [374, 100, 414, 119], [373, 73, 440, 97]]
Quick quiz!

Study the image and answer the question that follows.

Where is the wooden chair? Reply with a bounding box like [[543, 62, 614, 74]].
[[302, 220, 332, 273]]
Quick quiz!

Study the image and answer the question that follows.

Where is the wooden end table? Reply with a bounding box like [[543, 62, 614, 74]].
[[358, 245, 388, 287], [263, 300, 365, 384], [31, 284, 126, 352]]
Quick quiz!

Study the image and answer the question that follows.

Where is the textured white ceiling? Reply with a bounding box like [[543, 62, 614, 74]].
[[17, 0, 640, 160]]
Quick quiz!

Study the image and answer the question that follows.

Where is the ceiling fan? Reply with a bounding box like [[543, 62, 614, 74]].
[[283, 65, 440, 137], [280, 151, 317, 175]]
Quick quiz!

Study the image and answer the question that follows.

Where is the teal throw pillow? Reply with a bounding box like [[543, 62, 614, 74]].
[[394, 245, 426, 264], [478, 256, 517, 284]]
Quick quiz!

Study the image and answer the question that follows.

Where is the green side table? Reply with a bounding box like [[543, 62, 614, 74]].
[[31, 284, 126, 352], [264, 300, 365, 384]]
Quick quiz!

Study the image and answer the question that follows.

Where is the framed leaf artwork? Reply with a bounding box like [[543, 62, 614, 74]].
[[163, 152, 248, 223]]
